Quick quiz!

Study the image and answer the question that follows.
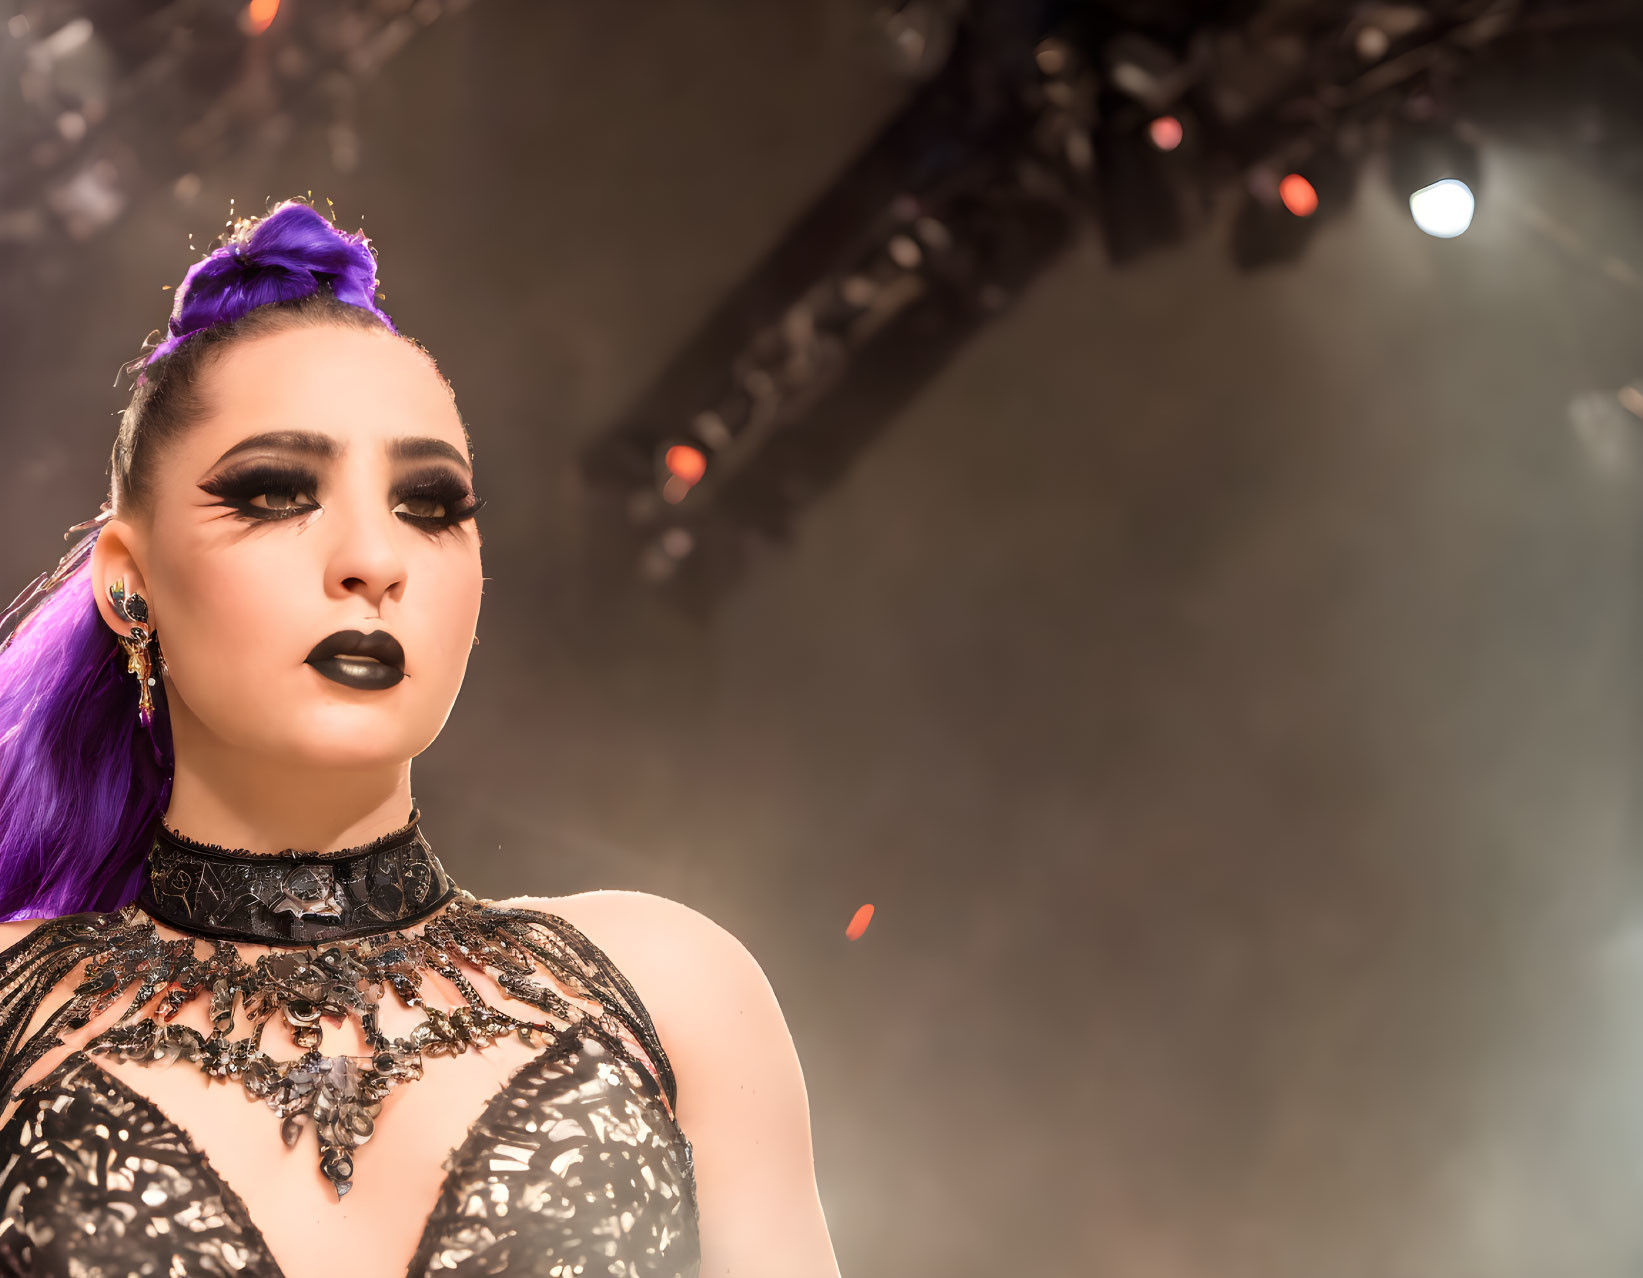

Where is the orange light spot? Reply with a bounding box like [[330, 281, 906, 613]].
[[1148, 115, 1183, 152], [1279, 173, 1318, 217], [246, 0, 279, 34], [845, 903, 874, 940], [664, 444, 707, 486]]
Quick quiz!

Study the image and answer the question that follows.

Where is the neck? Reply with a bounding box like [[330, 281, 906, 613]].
[[165, 735, 414, 857]]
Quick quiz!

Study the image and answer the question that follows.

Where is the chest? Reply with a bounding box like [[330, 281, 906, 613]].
[[0, 898, 700, 1278], [0, 1033, 699, 1278]]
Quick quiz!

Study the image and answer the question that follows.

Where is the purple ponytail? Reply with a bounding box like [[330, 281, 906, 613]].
[[0, 519, 172, 920], [0, 198, 402, 920]]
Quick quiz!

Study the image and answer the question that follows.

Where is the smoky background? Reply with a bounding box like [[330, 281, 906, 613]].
[[1, 2, 1640, 1274]]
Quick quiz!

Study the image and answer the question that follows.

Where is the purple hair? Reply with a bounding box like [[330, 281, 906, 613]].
[[146, 201, 394, 364], [0, 199, 400, 920]]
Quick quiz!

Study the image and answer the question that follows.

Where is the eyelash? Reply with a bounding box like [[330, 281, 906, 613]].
[[200, 464, 487, 533]]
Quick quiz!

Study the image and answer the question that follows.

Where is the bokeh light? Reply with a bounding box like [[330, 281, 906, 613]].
[[1148, 115, 1184, 152], [1279, 173, 1319, 217], [246, 0, 279, 35], [1408, 178, 1475, 238], [664, 444, 707, 485]]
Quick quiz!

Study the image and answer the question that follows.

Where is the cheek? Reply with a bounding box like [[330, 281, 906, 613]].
[[149, 530, 312, 695], [413, 547, 483, 679]]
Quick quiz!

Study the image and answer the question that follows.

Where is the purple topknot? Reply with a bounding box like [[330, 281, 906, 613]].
[[145, 200, 396, 365]]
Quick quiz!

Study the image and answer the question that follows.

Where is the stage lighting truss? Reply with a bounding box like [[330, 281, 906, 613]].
[[580, 0, 1643, 605], [586, 29, 1102, 590], [577, 0, 1643, 607], [0, 0, 478, 261]]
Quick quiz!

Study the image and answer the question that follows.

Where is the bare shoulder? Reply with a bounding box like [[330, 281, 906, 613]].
[[493, 890, 772, 1029], [502, 888, 747, 954]]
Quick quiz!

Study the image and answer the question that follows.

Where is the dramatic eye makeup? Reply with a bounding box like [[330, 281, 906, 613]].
[[388, 466, 488, 530], [198, 460, 486, 532], [199, 463, 321, 522]]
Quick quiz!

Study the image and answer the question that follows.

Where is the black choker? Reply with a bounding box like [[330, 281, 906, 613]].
[[137, 809, 458, 945]]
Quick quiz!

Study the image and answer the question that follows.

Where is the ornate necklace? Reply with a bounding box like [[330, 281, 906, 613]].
[[0, 812, 676, 1199]]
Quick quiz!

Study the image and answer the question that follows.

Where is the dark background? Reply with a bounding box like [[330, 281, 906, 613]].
[[2, 3, 1641, 1274]]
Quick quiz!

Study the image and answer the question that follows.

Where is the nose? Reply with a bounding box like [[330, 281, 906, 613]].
[[324, 500, 407, 612]]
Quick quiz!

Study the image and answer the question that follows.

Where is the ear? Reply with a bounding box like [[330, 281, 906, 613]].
[[89, 517, 154, 641]]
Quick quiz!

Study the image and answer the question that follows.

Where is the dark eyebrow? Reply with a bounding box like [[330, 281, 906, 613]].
[[207, 431, 471, 472], [389, 436, 472, 471], [208, 430, 338, 469]]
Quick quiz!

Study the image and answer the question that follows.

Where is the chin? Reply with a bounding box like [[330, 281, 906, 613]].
[[301, 737, 421, 769], [272, 700, 437, 771]]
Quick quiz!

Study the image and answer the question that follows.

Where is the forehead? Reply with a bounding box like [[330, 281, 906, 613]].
[[184, 325, 466, 460]]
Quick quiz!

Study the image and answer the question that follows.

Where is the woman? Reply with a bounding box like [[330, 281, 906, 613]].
[[0, 199, 838, 1278]]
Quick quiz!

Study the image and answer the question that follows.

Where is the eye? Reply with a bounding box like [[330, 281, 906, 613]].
[[200, 465, 321, 523], [251, 491, 314, 513], [393, 495, 448, 520], [392, 469, 486, 532]]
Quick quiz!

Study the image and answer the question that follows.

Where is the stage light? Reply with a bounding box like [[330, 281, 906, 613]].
[[246, 0, 279, 35], [1389, 123, 1480, 240], [663, 444, 706, 485], [1148, 115, 1183, 151], [1278, 173, 1318, 217], [658, 443, 707, 504], [845, 904, 874, 940], [1230, 149, 1356, 271], [1408, 177, 1474, 238]]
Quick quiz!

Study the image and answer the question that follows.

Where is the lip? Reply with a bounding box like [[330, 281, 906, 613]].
[[304, 629, 405, 691]]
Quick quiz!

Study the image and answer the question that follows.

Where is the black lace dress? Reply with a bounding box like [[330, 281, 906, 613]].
[[0, 812, 701, 1277]]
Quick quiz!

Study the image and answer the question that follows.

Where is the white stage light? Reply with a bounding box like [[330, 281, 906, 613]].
[[1409, 178, 1475, 238]]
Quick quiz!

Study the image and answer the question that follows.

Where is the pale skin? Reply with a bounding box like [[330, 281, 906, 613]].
[[0, 324, 838, 1277]]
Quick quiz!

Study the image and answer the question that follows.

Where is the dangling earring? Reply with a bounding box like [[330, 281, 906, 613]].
[[108, 577, 156, 728]]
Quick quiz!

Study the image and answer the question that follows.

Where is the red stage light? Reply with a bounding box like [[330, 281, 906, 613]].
[[247, 0, 279, 34], [1279, 173, 1319, 217], [1148, 116, 1184, 152], [664, 444, 707, 486]]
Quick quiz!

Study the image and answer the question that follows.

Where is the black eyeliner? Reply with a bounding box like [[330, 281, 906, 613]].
[[198, 462, 485, 531], [199, 463, 320, 522], [392, 465, 486, 530]]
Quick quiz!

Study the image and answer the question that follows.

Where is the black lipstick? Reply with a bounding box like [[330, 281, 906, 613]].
[[304, 630, 405, 691]]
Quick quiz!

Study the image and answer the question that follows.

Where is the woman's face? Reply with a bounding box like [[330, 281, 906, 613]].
[[116, 324, 484, 772]]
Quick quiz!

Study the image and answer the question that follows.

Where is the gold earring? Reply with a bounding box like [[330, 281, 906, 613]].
[[108, 577, 156, 728]]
